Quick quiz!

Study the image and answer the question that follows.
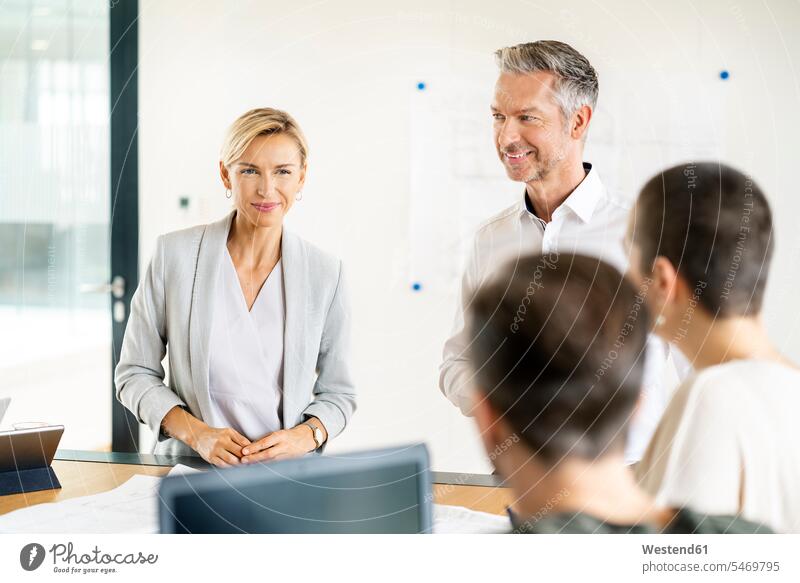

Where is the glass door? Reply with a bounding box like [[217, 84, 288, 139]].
[[0, 0, 113, 450]]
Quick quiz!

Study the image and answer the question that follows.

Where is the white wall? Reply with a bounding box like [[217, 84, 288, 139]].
[[138, 0, 800, 472]]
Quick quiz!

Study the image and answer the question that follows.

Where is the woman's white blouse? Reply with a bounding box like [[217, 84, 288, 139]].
[[207, 248, 285, 441]]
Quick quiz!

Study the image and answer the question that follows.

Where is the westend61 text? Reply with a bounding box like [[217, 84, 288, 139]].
[[642, 544, 708, 555]]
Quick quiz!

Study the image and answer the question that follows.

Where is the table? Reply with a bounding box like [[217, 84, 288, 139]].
[[0, 449, 514, 520]]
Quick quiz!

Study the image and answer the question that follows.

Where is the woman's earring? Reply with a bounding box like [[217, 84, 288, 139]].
[[225, 189, 232, 199], [296, 190, 303, 201]]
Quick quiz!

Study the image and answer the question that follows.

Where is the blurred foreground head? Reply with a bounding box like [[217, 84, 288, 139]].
[[468, 253, 649, 467]]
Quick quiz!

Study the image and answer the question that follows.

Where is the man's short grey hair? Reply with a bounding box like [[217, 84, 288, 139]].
[[495, 40, 599, 121]]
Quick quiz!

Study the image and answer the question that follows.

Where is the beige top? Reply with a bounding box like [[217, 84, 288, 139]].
[[635, 359, 800, 533]]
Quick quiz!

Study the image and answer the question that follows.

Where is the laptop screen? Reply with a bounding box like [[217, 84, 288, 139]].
[[159, 444, 432, 534]]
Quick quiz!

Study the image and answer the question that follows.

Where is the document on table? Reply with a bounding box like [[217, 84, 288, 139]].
[[0, 464, 201, 534], [0, 464, 511, 533], [432, 504, 511, 534]]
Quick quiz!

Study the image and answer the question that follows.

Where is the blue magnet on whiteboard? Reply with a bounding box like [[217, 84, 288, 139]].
[[417, 82, 426, 90], [719, 70, 730, 80], [411, 282, 422, 292]]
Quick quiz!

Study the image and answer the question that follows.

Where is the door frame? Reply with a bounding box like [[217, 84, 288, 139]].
[[110, 0, 140, 452]]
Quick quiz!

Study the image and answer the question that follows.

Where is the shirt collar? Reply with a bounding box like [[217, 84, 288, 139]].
[[522, 162, 604, 224]]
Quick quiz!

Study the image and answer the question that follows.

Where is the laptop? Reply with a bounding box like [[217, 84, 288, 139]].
[[0, 425, 64, 473], [158, 443, 432, 534], [0, 406, 65, 494]]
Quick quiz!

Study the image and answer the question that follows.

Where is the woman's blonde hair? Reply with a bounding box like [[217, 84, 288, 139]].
[[220, 107, 309, 168]]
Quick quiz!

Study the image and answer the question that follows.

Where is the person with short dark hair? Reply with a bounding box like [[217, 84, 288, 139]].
[[468, 253, 770, 533], [628, 162, 800, 533]]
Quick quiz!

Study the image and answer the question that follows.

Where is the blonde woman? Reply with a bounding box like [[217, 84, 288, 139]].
[[115, 108, 355, 467]]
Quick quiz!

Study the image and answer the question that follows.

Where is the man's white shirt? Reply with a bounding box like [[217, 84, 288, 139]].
[[439, 162, 684, 463]]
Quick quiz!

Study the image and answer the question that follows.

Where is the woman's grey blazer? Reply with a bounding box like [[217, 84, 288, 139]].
[[114, 210, 356, 457]]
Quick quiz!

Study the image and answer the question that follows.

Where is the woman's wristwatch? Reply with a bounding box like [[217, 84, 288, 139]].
[[304, 420, 325, 449]]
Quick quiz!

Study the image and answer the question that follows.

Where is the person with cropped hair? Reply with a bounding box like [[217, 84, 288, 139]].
[[628, 162, 800, 533]]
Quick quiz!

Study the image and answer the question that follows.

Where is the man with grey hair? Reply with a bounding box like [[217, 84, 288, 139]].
[[439, 40, 681, 464]]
